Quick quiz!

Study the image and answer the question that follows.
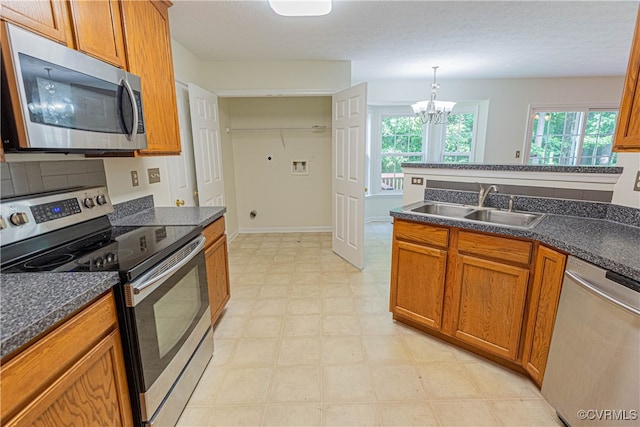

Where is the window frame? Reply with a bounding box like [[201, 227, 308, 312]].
[[523, 104, 619, 166]]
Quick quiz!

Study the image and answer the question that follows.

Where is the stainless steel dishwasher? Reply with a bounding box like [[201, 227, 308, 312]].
[[542, 256, 640, 427]]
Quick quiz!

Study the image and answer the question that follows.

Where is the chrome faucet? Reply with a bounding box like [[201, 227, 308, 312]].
[[477, 183, 499, 207]]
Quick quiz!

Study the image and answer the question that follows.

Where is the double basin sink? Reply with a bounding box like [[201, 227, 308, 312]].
[[407, 202, 546, 229]]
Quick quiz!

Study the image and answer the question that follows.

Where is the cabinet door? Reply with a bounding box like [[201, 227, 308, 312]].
[[390, 240, 447, 330], [521, 246, 566, 386], [67, 0, 127, 68], [0, 0, 69, 43], [613, 6, 640, 152], [206, 234, 231, 326], [451, 255, 529, 360], [4, 330, 132, 427], [120, 0, 181, 155]]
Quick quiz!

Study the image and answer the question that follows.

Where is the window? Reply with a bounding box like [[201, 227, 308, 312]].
[[368, 105, 479, 194], [526, 108, 618, 166]]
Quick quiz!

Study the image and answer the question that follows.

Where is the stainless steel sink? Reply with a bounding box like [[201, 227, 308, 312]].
[[411, 203, 475, 218], [464, 209, 545, 228], [405, 201, 546, 229]]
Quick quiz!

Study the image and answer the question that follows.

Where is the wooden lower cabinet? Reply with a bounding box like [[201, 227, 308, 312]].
[[390, 218, 566, 386], [521, 245, 567, 386], [390, 239, 447, 330], [0, 291, 132, 426], [450, 254, 530, 361], [203, 217, 231, 326]]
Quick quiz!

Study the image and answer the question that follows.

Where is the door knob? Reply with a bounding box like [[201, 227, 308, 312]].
[[175, 199, 185, 207], [194, 191, 199, 196]]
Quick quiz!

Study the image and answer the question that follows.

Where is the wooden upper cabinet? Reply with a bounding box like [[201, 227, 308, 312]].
[[522, 245, 566, 387], [0, 0, 70, 44], [451, 255, 530, 361], [67, 0, 127, 68], [613, 6, 640, 152], [120, 0, 181, 155]]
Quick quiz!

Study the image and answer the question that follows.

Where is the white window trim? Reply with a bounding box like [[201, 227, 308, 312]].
[[438, 103, 479, 162], [523, 104, 619, 165]]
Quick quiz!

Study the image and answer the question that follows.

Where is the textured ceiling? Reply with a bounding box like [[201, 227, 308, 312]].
[[168, 0, 639, 81]]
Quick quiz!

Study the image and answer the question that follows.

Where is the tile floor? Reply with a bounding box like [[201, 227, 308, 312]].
[[177, 222, 563, 426]]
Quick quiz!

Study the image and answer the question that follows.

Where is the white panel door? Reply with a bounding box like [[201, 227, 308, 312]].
[[167, 82, 197, 206], [332, 83, 367, 270], [188, 83, 225, 207]]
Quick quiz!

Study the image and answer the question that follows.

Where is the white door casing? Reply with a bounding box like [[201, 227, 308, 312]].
[[167, 82, 198, 207], [332, 83, 367, 270], [188, 83, 225, 207]]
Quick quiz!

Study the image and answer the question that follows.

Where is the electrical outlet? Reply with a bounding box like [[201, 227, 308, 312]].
[[634, 170, 640, 192], [411, 177, 424, 185], [148, 168, 161, 184], [131, 170, 139, 187]]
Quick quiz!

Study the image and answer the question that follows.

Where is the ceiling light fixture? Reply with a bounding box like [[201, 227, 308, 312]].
[[411, 66, 456, 125], [268, 0, 332, 17]]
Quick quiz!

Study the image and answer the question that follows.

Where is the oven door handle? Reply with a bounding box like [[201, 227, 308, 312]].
[[132, 235, 206, 298]]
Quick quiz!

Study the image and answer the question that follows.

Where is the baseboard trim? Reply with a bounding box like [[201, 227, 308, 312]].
[[238, 226, 332, 234], [365, 216, 393, 223], [227, 228, 240, 243]]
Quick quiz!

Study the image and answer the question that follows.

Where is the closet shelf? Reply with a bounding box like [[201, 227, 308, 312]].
[[225, 125, 330, 133]]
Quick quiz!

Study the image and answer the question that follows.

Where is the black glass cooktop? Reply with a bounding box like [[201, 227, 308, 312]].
[[1, 222, 202, 282]]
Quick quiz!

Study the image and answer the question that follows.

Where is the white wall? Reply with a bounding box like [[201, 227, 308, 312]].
[[612, 153, 640, 208], [171, 39, 204, 86], [367, 77, 625, 164], [218, 98, 239, 237], [228, 97, 332, 232]]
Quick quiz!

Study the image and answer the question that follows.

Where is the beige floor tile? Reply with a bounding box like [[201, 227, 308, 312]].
[[244, 263, 271, 273], [487, 399, 564, 426], [278, 336, 322, 366], [402, 332, 457, 363], [370, 364, 426, 401], [252, 298, 289, 316], [321, 284, 352, 297], [236, 273, 267, 285], [322, 296, 356, 314], [186, 362, 225, 405], [322, 403, 380, 426], [225, 298, 256, 317], [229, 338, 279, 367], [431, 400, 501, 426], [243, 316, 283, 337], [267, 366, 321, 403], [263, 404, 322, 426], [461, 361, 541, 399], [210, 337, 238, 366], [377, 402, 440, 426], [359, 313, 403, 336], [282, 314, 322, 336], [416, 362, 482, 399], [178, 405, 265, 427], [176, 406, 214, 427], [214, 367, 273, 404], [322, 364, 376, 402], [295, 263, 322, 272], [258, 284, 292, 298], [230, 285, 261, 299], [322, 336, 366, 365], [294, 272, 325, 285], [287, 297, 321, 315], [213, 315, 246, 338], [264, 273, 293, 286], [321, 272, 351, 284], [355, 295, 389, 314], [269, 263, 295, 273], [363, 335, 413, 364], [322, 314, 361, 336], [290, 284, 322, 298]]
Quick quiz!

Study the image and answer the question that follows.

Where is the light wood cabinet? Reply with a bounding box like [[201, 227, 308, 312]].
[[613, 6, 640, 152], [1, 0, 126, 68], [0, 0, 70, 44], [0, 291, 132, 426], [450, 254, 530, 361], [521, 245, 566, 386], [120, 0, 181, 155], [203, 216, 231, 325]]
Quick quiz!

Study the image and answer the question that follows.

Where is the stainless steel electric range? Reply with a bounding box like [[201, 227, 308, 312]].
[[0, 186, 213, 426]]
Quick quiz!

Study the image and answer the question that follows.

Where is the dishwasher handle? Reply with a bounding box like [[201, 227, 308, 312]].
[[565, 270, 640, 316]]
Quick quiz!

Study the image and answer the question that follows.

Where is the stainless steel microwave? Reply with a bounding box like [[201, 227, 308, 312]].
[[1, 23, 147, 153]]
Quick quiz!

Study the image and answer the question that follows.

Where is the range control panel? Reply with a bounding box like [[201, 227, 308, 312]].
[[0, 186, 113, 246]]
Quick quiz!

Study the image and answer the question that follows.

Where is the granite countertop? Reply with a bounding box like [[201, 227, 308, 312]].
[[0, 272, 120, 359], [110, 206, 226, 228], [391, 208, 640, 283], [401, 162, 623, 174]]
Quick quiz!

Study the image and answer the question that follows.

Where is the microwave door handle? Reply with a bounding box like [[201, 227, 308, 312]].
[[132, 235, 206, 299], [121, 79, 138, 141]]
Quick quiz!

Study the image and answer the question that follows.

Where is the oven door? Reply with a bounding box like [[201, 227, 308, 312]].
[[124, 235, 211, 423]]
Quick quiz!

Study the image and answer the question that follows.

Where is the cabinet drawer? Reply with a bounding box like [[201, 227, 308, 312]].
[[458, 231, 532, 265], [203, 217, 225, 248], [394, 219, 449, 248]]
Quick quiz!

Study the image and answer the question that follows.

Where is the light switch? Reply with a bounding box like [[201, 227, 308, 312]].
[[634, 171, 640, 192]]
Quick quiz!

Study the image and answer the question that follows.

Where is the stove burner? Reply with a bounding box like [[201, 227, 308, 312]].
[[23, 253, 75, 271], [66, 234, 113, 253]]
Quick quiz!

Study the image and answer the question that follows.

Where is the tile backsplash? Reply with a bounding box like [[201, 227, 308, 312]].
[[0, 160, 107, 198]]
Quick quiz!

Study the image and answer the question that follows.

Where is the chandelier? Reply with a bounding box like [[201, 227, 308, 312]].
[[411, 66, 456, 124]]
